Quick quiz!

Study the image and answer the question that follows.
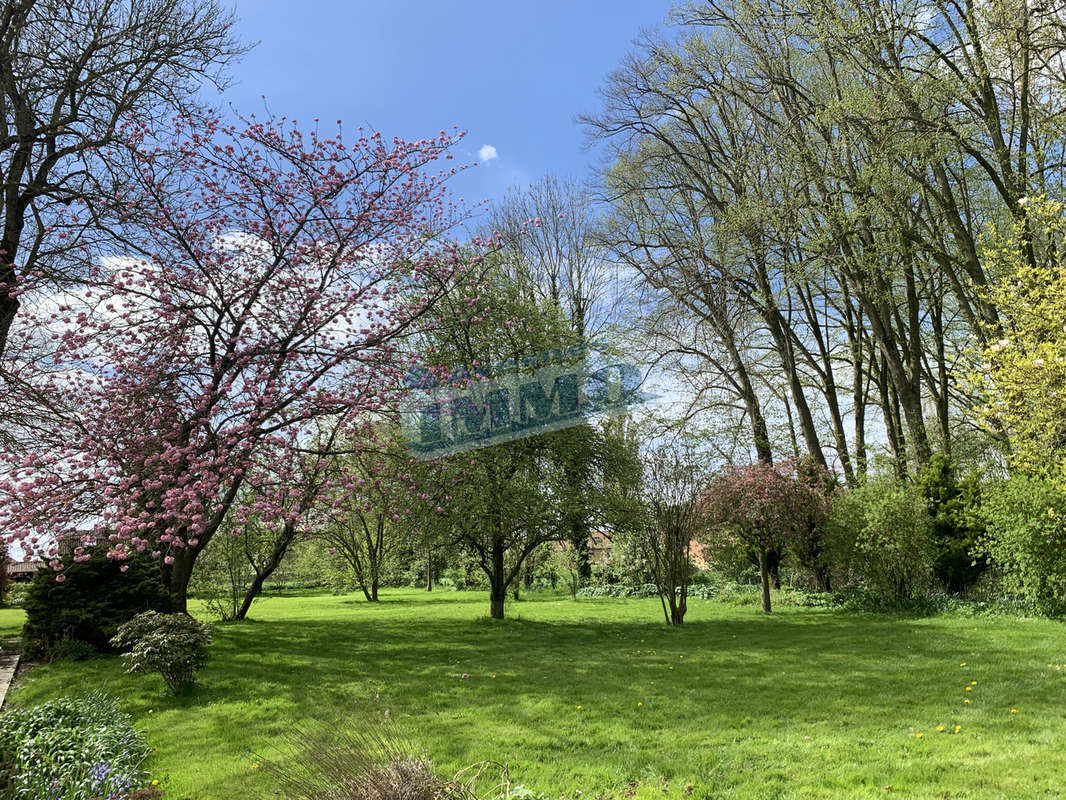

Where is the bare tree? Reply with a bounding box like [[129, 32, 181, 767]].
[[490, 174, 616, 341], [0, 0, 245, 360], [635, 444, 709, 626]]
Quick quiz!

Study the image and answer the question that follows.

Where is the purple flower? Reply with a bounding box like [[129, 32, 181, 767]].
[[90, 762, 111, 787]]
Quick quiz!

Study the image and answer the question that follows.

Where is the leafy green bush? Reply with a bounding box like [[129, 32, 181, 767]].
[[978, 474, 1066, 613], [2, 583, 29, 608], [831, 479, 935, 607], [22, 550, 172, 660], [112, 611, 212, 694], [0, 692, 154, 800]]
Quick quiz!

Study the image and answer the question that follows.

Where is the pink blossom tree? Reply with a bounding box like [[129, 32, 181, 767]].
[[701, 459, 831, 613], [0, 115, 485, 610]]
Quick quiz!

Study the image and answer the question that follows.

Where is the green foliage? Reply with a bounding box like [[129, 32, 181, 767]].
[[832, 479, 935, 607], [0, 692, 153, 800], [576, 583, 659, 599], [111, 610, 212, 694], [22, 550, 171, 660], [2, 583, 29, 608], [917, 454, 987, 593], [977, 196, 1066, 481], [978, 474, 1066, 613], [786, 458, 840, 591], [189, 526, 257, 620], [413, 259, 613, 617]]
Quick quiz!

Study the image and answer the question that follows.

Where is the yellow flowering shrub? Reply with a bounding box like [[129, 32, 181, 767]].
[[977, 196, 1066, 481]]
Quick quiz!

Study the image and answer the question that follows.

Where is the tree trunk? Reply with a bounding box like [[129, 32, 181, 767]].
[[235, 571, 268, 620], [758, 548, 772, 614], [0, 286, 17, 362], [425, 549, 433, 591], [164, 548, 198, 614], [370, 576, 379, 602], [767, 549, 782, 590], [670, 591, 686, 625], [489, 540, 506, 619], [489, 585, 505, 619], [0, 205, 26, 360], [234, 521, 299, 619]]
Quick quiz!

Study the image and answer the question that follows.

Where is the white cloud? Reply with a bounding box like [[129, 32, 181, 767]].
[[478, 144, 498, 163]]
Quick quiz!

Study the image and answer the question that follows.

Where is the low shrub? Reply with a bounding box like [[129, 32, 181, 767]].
[[978, 474, 1066, 614], [0, 692, 155, 800], [576, 582, 720, 602], [575, 583, 659, 599], [830, 479, 935, 608], [22, 550, 171, 661], [112, 611, 212, 694]]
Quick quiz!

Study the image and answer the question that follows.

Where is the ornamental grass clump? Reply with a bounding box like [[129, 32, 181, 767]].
[[257, 722, 521, 800], [111, 610, 212, 694]]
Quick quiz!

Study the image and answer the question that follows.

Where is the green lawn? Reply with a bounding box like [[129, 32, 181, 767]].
[[0, 607, 24, 640], [7, 589, 1066, 799]]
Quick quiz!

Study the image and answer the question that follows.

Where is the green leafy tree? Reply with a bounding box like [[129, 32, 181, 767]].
[[413, 258, 609, 619]]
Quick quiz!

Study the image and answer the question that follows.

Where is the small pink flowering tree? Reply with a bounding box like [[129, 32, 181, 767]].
[[701, 459, 830, 613], [0, 115, 483, 610]]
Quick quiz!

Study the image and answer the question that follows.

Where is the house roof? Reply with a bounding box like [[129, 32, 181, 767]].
[[7, 560, 44, 575]]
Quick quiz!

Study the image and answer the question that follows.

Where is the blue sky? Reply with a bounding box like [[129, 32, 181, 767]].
[[222, 1, 675, 207]]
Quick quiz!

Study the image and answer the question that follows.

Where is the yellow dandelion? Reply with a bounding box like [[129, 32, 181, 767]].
[[960, 662, 967, 667], [964, 699, 971, 704], [937, 725, 944, 732], [576, 705, 582, 709], [965, 686, 972, 691], [151, 780, 159, 786], [147, 709, 153, 715], [955, 725, 961, 733], [971, 681, 978, 686], [1011, 708, 1018, 714], [679, 655, 684, 659], [637, 701, 644, 707], [668, 666, 673, 670], [252, 763, 260, 770], [915, 732, 923, 739]]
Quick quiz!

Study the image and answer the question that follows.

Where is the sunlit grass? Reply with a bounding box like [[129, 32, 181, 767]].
[[0, 607, 24, 640], [7, 589, 1066, 799]]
